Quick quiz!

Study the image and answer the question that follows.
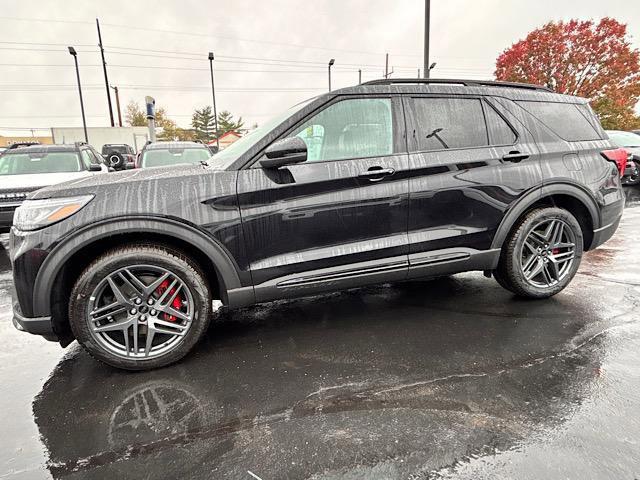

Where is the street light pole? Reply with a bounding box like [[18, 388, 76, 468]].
[[96, 18, 115, 127], [68, 46, 88, 143], [328, 58, 335, 92], [424, 0, 430, 78], [110, 85, 122, 127], [208, 52, 220, 150]]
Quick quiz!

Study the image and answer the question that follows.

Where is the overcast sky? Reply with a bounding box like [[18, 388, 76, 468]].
[[0, 0, 639, 136]]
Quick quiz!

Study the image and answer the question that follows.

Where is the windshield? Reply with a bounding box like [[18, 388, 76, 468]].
[[141, 147, 211, 168], [0, 151, 82, 175], [208, 97, 316, 169], [608, 131, 640, 148]]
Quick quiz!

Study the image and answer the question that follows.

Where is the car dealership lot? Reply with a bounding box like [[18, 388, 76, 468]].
[[1, 188, 639, 479]]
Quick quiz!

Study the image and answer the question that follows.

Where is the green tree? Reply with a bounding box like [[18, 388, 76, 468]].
[[125, 101, 146, 126], [217, 110, 244, 136], [191, 106, 216, 142], [125, 101, 195, 141]]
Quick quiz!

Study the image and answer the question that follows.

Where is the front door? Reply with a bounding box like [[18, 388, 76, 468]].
[[237, 96, 410, 301]]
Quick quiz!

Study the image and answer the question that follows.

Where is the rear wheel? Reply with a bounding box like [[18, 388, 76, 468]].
[[69, 245, 213, 370], [494, 207, 583, 298]]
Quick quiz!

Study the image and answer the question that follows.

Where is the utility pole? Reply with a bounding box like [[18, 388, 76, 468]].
[[358, 69, 362, 84], [68, 47, 88, 143], [385, 53, 389, 78], [208, 52, 220, 150], [417, 68, 421, 78], [96, 18, 115, 127], [110, 85, 122, 127], [424, 0, 430, 78], [328, 59, 335, 92]]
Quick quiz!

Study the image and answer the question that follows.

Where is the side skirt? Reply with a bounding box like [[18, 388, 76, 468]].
[[226, 247, 501, 308]]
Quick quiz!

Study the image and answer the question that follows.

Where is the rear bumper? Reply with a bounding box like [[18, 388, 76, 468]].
[[591, 214, 622, 250], [12, 301, 58, 342]]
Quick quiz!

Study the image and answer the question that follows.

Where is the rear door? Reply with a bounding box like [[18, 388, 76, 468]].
[[403, 94, 542, 276], [237, 95, 410, 301]]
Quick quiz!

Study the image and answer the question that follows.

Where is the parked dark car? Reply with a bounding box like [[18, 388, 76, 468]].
[[101, 144, 136, 171], [10, 78, 625, 370], [133, 141, 212, 169], [0, 143, 108, 233], [606, 130, 640, 185]]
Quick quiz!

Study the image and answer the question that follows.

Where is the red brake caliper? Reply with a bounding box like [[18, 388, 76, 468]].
[[155, 279, 183, 322]]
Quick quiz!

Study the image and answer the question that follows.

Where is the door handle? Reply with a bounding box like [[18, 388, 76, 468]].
[[502, 151, 529, 163], [358, 167, 395, 181]]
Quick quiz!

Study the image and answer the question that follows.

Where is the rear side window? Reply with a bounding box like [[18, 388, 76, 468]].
[[409, 97, 488, 152], [484, 103, 517, 145], [517, 101, 601, 141]]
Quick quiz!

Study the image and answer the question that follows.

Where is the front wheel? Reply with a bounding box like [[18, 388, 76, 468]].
[[494, 207, 583, 298], [69, 245, 213, 370]]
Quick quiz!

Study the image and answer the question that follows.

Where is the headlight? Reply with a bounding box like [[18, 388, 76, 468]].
[[13, 195, 94, 231]]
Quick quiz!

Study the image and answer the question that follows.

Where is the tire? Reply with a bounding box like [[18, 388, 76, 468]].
[[494, 207, 583, 298], [107, 151, 125, 169], [69, 244, 213, 370]]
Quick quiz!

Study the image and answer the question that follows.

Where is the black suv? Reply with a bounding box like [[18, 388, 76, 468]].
[[10, 79, 626, 370]]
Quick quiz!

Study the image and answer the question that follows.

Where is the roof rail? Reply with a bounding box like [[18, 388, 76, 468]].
[[361, 78, 552, 92]]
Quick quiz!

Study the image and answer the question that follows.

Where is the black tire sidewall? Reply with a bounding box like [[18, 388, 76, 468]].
[[501, 208, 584, 298], [69, 246, 212, 370]]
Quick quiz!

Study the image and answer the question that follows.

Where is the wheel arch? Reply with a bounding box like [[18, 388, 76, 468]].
[[34, 217, 244, 338], [491, 183, 600, 252]]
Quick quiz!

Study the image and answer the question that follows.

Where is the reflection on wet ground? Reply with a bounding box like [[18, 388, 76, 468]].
[[1, 186, 639, 479]]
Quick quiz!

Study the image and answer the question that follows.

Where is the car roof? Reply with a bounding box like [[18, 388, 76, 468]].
[[143, 141, 207, 150], [2, 144, 79, 154], [331, 78, 586, 104]]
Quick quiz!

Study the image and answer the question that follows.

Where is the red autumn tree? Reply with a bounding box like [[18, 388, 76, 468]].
[[495, 18, 640, 130]]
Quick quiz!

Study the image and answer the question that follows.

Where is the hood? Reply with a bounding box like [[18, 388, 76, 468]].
[[0, 171, 92, 192], [30, 163, 208, 199]]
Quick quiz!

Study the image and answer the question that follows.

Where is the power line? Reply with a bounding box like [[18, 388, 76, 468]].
[[0, 15, 422, 57]]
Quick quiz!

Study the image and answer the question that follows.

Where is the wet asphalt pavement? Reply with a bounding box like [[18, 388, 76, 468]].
[[1, 188, 640, 480]]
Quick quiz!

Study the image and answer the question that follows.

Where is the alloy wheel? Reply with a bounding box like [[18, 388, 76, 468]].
[[520, 218, 576, 288], [86, 265, 194, 360]]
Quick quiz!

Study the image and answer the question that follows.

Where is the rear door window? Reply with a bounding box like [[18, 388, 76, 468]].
[[484, 102, 517, 145], [516, 101, 601, 141], [408, 97, 488, 152]]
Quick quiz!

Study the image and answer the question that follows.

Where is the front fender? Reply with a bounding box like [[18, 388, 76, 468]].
[[31, 216, 245, 317]]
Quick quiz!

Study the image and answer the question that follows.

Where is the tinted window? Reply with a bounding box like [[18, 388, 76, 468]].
[[517, 101, 601, 141], [409, 97, 488, 152], [141, 147, 210, 168], [0, 152, 82, 175], [484, 102, 517, 145], [290, 98, 393, 162]]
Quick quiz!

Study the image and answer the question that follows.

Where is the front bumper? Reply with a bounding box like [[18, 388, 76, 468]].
[[0, 204, 18, 233], [12, 301, 57, 342]]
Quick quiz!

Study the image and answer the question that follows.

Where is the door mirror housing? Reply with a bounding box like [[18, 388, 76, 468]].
[[124, 162, 136, 170], [260, 137, 307, 169], [88, 163, 102, 172]]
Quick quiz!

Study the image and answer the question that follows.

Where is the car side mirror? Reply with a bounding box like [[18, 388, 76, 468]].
[[125, 162, 136, 170], [88, 163, 102, 172], [260, 137, 307, 169]]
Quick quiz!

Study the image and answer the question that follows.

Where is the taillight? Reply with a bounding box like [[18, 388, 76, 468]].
[[601, 148, 628, 177]]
